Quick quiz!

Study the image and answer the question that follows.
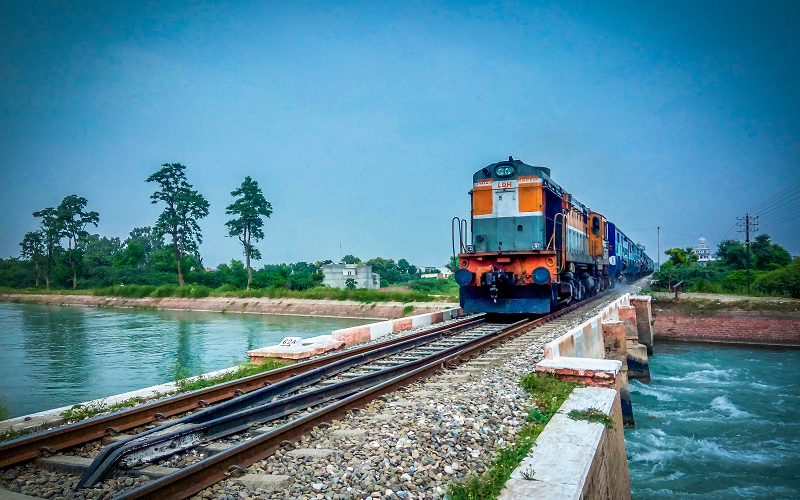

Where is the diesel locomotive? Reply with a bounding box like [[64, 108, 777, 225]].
[[453, 157, 654, 314]]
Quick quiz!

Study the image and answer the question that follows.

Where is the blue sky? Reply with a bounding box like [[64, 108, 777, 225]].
[[2, 0, 798, 268]]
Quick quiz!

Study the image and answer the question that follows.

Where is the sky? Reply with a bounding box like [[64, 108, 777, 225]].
[[1, 0, 799, 269]]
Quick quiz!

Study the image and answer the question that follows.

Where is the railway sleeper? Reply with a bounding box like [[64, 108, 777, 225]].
[[75, 320, 519, 490]]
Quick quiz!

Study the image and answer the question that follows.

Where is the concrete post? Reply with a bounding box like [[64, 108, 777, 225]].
[[630, 295, 654, 355], [618, 305, 638, 342], [618, 304, 651, 383], [602, 320, 634, 427]]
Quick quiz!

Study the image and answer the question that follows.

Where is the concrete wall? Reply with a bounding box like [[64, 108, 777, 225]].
[[330, 308, 461, 346], [0, 294, 456, 320], [544, 294, 630, 360], [654, 314, 800, 346], [499, 387, 631, 500]]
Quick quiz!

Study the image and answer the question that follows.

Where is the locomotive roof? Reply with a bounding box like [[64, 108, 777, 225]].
[[472, 159, 554, 184]]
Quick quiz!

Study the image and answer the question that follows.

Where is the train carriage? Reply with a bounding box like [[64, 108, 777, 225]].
[[453, 157, 652, 315]]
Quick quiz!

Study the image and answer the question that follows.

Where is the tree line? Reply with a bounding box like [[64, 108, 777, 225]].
[[652, 234, 799, 297], [2, 163, 438, 293]]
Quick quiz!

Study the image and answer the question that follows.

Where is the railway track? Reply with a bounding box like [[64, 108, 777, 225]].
[[1, 291, 616, 500]]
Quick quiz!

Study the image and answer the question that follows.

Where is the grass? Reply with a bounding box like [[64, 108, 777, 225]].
[[174, 359, 290, 392], [447, 373, 579, 500], [568, 408, 613, 428], [60, 396, 147, 422], [400, 305, 415, 317]]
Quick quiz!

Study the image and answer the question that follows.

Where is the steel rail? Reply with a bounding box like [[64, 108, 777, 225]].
[[111, 296, 603, 500], [0, 315, 483, 468], [77, 323, 492, 487]]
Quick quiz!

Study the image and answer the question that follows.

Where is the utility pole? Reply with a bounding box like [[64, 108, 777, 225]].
[[657, 226, 660, 271], [737, 214, 759, 295]]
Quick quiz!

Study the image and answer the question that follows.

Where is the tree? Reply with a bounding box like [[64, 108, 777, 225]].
[[342, 254, 361, 265], [664, 247, 698, 267], [446, 256, 460, 273], [19, 231, 45, 286], [225, 176, 273, 289], [345, 278, 356, 290], [127, 226, 165, 255], [751, 234, 792, 271], [56, 195, 99, 289], [32, 207, 62, 290], [146, 163, 209, 286], [715, 239, 748, 270]]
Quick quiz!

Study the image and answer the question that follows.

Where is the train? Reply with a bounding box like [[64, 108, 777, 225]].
[[452, 157, 654, 315]]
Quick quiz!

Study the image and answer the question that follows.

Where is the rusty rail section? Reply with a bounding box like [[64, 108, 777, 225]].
[[0, 315, 483, 468], [113, 296, 602, 500]]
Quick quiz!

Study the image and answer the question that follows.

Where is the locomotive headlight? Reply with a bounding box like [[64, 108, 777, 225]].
[[495, 165, 515, 177], [532, 267, 551, 285]]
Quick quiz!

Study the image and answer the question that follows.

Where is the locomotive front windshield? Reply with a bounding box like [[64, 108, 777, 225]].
[[494, 165, 515, 177]]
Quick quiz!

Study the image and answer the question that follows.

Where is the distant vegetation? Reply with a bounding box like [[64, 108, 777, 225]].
[[0, 162, 457, 301], [649, 234, 799, 298]]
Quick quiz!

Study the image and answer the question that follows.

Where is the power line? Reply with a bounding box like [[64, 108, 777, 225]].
[[759, 211, 800, 229], [753, 186, 800, 216], [750, 179, 800, 214], [757, 200, 800, 221]]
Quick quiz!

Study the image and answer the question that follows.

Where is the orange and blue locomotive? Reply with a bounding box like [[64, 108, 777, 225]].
[[453, 157, 653, 315]]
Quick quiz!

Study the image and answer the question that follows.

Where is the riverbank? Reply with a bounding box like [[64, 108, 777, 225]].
[[0, 293, 458, 320], [650, 293, 800, 346]]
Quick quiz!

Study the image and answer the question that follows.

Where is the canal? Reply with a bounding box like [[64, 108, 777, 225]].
[[626, 342, 800, 499], [0, 302, 369, 418]]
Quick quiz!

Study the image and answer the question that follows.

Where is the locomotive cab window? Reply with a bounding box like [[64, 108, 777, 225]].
[[592, 217, 600, 235]]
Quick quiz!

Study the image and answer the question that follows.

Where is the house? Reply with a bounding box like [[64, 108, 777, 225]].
[[322, 263, 381, 289]]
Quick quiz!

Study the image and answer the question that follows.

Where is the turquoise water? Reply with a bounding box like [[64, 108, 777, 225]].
[[626, 342, 800, 499], [0, 302, 368, 418]]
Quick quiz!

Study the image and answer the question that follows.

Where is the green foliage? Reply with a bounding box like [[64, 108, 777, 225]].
[[342, 254, 361, 265], [59, 397, 146, 422], [754, 257, 800, 298], [448, 373, 578, 500], [225, 176, 273, 289], [344, 278, 356, 290], [568, 408, 613, 428], [664, 247, 699, 266], [146, 163, 210, 285], [56, 194, 100, 289], [409, 277, 458, 295], [446, 255, 460, 273], [152, 284, 178, 297], [401, 305, 414, 316], [174, 359, 289, 392]]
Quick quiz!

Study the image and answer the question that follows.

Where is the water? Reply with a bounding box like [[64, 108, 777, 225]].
[[625, 342, 800, 499], [0, 302, 369, 418]]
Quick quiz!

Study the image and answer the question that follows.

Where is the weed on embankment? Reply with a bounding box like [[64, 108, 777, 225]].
[[173, 359, 290, 392], [447, 374, 579, 500], [568, 408, 613, 428]]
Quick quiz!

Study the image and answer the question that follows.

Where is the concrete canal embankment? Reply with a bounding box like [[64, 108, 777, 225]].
[[651, 293, 800, 347], [0, 293, 457, 320], [498, 293, 655, 500]]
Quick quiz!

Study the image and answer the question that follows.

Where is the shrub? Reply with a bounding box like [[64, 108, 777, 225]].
[[754, 258, 800, 298], [151, 284, 177, 297], [176, 285, 211, 298]]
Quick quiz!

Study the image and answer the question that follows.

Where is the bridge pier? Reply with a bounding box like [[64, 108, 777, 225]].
[[619, 303, 652, 383], [602, 320, 634, 427]]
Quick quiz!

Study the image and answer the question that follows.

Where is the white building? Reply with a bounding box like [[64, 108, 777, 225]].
[[693, 236, 717, 266], [322, 263, 380, 289]]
